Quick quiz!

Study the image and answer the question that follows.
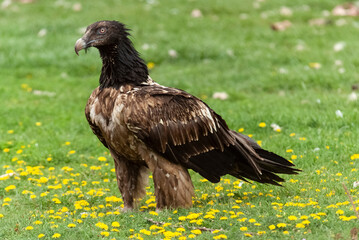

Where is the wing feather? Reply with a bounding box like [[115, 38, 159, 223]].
[[124, 85, 235, 166]]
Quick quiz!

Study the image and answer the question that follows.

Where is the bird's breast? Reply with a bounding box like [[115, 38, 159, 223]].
[[86, 86, 143, 161]]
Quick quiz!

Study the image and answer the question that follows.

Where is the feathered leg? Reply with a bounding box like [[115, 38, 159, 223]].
[[140, 150, 195, 210], [110, 150, 149, 211], [153, 162, 194, 209]]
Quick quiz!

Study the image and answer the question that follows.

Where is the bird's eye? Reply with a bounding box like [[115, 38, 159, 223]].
[[98, 27, 107, 34]]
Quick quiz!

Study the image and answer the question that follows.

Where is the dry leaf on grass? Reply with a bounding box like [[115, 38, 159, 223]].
[[348, 92, 358, 101], [191, 9, 202, 18], [309, 18, 331, 26], [333, 42, 346, 52], [332, 3, 359, 16], [271, 20, 291, 31], [212, 92, 228, 100], [335, 110, 343, 118], [0, 172, 17, 178], [280, 6, 292, 16], [168, 49, 178, 58]]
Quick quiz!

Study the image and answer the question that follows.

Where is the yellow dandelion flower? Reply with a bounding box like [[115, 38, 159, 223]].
[[215, 186, 223, 192], [100, 231, 110, 236], [258, 122, 266, 128], [309, 62, 321, 69], [35, 122, 42, 126], [111, 222, 120, 227], [204, 214, 215, 219], [147, 62, 155, 70], [213, 234, 228, 239], [163, 222, 172, 227], [240, 227, 248, 231], [38, 234, 45, 238], [68, 223, 76, 228], [5, 185, 16, 192], [52, 198, 61, 204], [296, 223, 305, 228], [268, 225, 276, 230], [288, 215, 297, 221], [336, 209, 344, 215], [95, 222, 109, 230], [238, 128, 244, 132], [98, 156, 107, 161], [149, 211, 158, 216], [277, 223, 286, 228], [40, 192, 48, 197], [191, 229, 202, 235], [283, 231, 289, 235], [302, 220, 310, 225], [89, 166, 101, 170], [34, 220, 43, 225], [25, 226, 34, 230], [61, 207, 69, 212], [187, 213, 200, 219]]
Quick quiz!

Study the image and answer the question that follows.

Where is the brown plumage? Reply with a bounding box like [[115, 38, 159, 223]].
[[75, 20, 300, 210]]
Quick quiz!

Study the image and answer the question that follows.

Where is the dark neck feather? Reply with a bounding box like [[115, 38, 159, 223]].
[[98, 39, 149, 89]]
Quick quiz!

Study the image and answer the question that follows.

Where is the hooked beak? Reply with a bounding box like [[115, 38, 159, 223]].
[[74, 38, 87, 55]]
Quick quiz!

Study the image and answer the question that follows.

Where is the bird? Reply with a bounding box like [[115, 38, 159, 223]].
[[74, 20, 300, 210]]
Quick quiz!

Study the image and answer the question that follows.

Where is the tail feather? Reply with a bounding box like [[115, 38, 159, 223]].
[[229, 131, 300, 185], [186, 130, 300, 186], [255, 149, 298, 174]]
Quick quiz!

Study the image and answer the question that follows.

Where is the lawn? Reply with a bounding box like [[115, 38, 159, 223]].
[[1, 0, 359, 239]]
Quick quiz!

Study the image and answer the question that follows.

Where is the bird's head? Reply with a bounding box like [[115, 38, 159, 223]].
[[75, 20, 129, 55]]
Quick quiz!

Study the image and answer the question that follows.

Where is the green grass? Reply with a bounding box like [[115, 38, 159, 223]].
[[1, 0, 359, 239]]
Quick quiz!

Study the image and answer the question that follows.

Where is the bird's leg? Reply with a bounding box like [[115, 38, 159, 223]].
[[111, 150, 149, 211], [151, 157, 195, 210]]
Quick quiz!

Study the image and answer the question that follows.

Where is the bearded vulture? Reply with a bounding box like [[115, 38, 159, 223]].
[[74, 20, 299, 210]]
